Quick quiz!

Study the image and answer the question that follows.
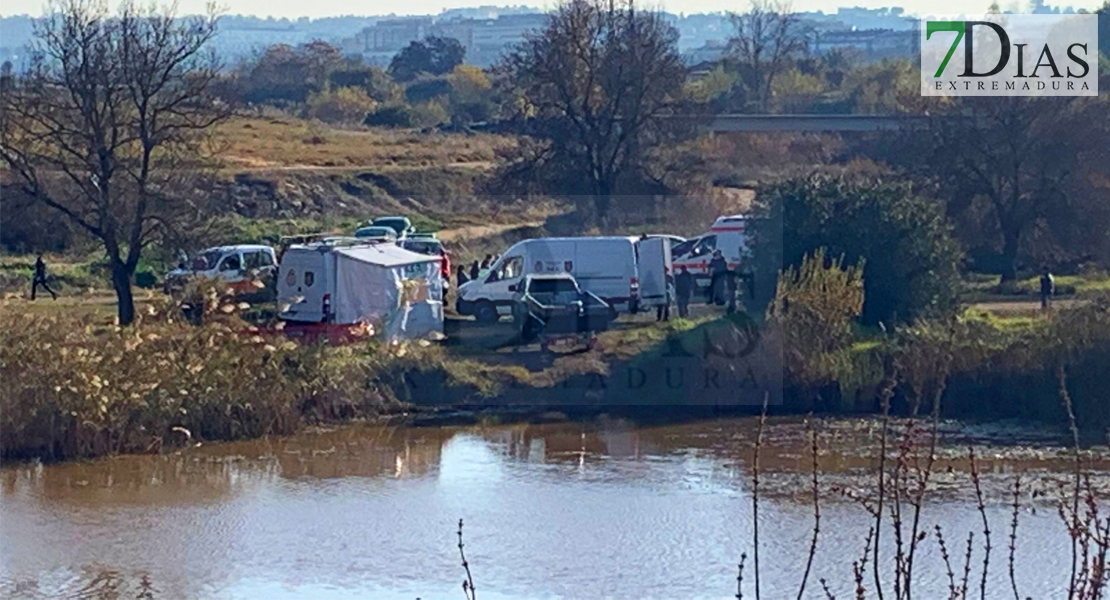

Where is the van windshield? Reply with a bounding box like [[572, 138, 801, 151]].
[[373, 218, 410, 235], [671, 238, 698, 258]]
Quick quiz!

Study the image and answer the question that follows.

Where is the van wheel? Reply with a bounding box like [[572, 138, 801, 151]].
[[475, 301, 499, 323]]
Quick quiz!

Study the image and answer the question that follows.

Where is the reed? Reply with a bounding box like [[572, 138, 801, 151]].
[[0, 284, 394, 461]]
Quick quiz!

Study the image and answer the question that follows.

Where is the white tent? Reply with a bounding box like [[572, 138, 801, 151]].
[[333, 244, 443, 340]]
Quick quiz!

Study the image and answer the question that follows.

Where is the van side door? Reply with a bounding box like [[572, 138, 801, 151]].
[[216, 251, 245, 282], [635, 237, 671, 308]]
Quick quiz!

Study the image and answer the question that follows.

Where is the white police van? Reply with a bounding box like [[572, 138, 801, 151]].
[[456, 236, 671, 323]]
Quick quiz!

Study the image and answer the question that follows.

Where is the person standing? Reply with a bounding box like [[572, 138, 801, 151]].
[[656, 266, 674, 322], [31, 253, 58, 300], [708, 250, 728, 305], [456, 265, 469, 287], [469, 260, 480, 281], [725, 266, 738, 315], [674, 265, 694, 318], [1040, 267, 1055, 310]]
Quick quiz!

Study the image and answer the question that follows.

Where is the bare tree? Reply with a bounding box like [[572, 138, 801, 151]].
[[727, 0, 808, 112], [907, 96, 1110, 283], [498, 0, 687, 220], [0, 0, 228, 324]]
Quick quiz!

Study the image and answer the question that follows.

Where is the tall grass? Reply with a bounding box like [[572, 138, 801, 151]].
[[776, 289, 1110, 429], [891, 296, 1110, 428], [0, 285, 394, 461]]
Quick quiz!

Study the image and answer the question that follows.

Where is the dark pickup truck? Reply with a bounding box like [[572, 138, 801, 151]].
[[511, 274, 611, 345]]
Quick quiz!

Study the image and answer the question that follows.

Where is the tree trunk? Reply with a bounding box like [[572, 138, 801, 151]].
[[110, 261, 136, 325], [999, 225, 1021, 283], [593, 193, 611, 221]]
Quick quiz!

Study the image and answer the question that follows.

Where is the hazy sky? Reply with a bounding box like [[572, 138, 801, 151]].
[[0, 0, 1103, 18]]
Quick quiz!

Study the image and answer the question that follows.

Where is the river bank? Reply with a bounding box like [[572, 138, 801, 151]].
[[4, 292, 1110, 463]]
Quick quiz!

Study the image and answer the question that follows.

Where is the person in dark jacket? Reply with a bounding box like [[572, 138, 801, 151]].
[[1040, 267, 1055, 310], [674, 265, 694, 318], [31, 254, 58, 300], [469, 260, 480, 281], [456, 265, 469, 287], [707, 250, 728, 305]]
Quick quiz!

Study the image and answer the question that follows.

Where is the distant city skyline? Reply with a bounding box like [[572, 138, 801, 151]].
[[0, 0, 1104, 18]]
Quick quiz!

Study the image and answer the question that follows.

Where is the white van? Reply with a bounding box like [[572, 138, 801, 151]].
[[164, 244, 277, 295], [456, 236, 671, 323], [278, 240, 443, 339], [671, 215, 755, 296]]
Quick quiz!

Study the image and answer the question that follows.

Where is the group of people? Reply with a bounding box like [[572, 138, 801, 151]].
[[655, 249, 744, 322], [456, 254, 501, 286]]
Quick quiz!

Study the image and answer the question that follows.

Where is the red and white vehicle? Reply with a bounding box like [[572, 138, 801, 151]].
[[670, 215, 755, 297]]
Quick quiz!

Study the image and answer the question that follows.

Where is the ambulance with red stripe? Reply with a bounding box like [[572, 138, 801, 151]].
[[670, 215, 754, 298]]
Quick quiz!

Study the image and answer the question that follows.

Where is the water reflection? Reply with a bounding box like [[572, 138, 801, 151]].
[[1, 417, 1106, 599]]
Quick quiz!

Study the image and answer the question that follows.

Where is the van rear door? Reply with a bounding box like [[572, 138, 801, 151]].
[[635, 237, 671, 308], [279, 248, 327, 323]]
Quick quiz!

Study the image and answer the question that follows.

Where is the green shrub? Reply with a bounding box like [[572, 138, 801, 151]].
[[447, 65, 494, 125], [756, 174, 962, 325], [411, 99, 449, 128], [364, 104, 417, 128], [305, 86, 377, 124], [404, 75, 452, 104], [134, 270, 157, 289]]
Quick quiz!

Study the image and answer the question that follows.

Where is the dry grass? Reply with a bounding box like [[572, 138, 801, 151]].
[[212, 116, 517, 171], [0, 283, 400, 461]]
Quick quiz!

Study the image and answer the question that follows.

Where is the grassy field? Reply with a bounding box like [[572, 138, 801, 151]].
[[214, 115, 517, 171], [961, 269, 1110, 302], [0, 253, 110, 296]]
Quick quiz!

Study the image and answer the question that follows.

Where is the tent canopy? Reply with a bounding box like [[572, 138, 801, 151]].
[[336, 244, 439, 268], [333, 243, 443, 339]]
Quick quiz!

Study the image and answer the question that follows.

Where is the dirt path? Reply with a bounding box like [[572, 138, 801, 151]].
[[2, 290, 158, 323], [221, 160, 496, 174], [437, 221, 543, 243]]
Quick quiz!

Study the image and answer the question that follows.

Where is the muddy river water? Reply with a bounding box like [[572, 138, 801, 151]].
[[2, 416, 1107, 599]]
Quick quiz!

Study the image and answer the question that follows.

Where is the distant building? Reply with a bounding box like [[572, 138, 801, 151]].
[[342, 18, 433, 65], [463, 13, 548, 65], [1, 6, 944, 73], [680, 6, 919, 66], [341, 12, 546, 67], [799, 6, 916, 32], [811, 28, 917, 59], [683, 40, 729, 65]]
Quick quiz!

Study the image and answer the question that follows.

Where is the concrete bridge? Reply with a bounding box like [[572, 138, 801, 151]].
[[692, 114, 934, 133]]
